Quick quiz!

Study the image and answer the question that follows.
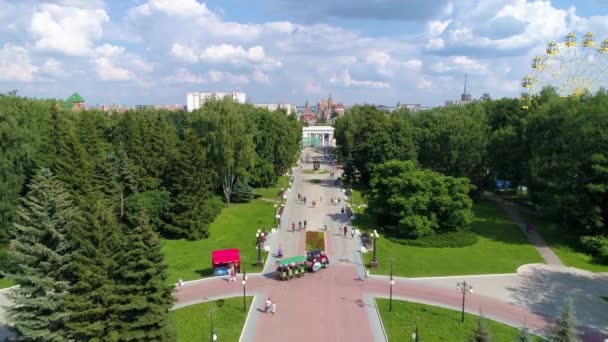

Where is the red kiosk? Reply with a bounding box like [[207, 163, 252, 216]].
[[212, 248, 241, 276]]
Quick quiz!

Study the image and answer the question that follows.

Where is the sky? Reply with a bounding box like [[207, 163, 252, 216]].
[[1, 0, 607, 107]]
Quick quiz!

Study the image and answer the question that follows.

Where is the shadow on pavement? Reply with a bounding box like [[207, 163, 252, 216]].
[[507, 266, 608, 339]]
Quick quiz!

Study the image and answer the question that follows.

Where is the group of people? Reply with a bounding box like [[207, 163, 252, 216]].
[[297, 193, 308, 205], [329, 197, 342, 205], [291, 219, 308, 232], [341, 225, 355, 239], [265, 297, 277, 315]]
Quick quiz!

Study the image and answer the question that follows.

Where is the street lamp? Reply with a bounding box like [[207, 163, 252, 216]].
[[389, 258, 395, 312], [456, 281, 474, 322], [411, 317, 419, 341], [371, 230, 380, 268], [241, 279, 247, 311], [210, 310, 217, 341], [256, 229, 263, 266]]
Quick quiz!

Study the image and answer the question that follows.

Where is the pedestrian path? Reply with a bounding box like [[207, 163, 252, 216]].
[[487, 194, 563, 266]]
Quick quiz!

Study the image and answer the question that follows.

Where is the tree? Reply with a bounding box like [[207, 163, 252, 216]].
[[367, 160, 473, 237], [7, 169, 79, 341], [108, 212, 175, 340], [469, 316, 492, 342], [549, 298, 579, 342], [199, 99, 255, 205], [64, 198, 123, 341], [231, 180, 255, 203], [514, 324, 531, 342]]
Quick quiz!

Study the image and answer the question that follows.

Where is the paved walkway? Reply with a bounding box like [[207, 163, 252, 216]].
[[488, 194, 564, 266]]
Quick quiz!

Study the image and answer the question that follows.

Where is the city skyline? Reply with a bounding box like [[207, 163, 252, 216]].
[[0, 0, 607, 106]]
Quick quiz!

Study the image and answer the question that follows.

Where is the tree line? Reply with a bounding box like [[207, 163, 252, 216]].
[[0, 94, 301, 340], [335, 89, 608, 260]]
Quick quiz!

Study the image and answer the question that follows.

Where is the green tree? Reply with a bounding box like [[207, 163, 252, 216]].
[[199, 99, 255, 205], [231, 179, 255, 203], [64, 198, 123, 341], [7, 169, 79, 341], [109, 212, 175, 340], [549, 298, 579, 342], [367, 160, 473, 237], [469, 316, 492, 342]]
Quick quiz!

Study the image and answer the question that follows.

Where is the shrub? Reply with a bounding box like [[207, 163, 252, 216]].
[[231, 180, 255, 203], [580, 235, 608, 261], [386, 229, 478, 248], [306, 231, 325, 251]]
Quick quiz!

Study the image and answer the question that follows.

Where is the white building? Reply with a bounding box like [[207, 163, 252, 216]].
[[302, 126, 335, 147], [187, 92, 246, 112], [253, 103, 294, 115]]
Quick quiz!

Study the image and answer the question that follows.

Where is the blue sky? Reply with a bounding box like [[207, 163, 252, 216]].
[[0, 0, 607, 106]]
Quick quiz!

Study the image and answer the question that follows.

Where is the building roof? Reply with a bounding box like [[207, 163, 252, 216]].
[[66, 92, 85, 103]]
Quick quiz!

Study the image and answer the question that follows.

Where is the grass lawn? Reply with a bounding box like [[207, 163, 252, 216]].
[[170, 297, 253, 341], [361, 200, 544, 277], [305, 231, 325, 251], [0, 278, 14, 289], [163, 198, 276, 285], [376, 299, 541, 341], [517, 210, 608, 273], [254, 176, 289, 200]]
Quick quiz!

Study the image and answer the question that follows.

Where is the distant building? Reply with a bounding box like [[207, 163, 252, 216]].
[[187, 92, 246, 112], [302, 99, 317, 124], [481, 93, 491, 101], [65, 92, 85, 111], [254, 103, 294, 114]]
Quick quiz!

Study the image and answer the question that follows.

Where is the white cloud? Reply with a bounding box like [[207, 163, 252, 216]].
[[304, 81, 323, 95], [432, 56, 486, 74], [130, 0, 211, 18], [200, 44, 264, 64], [330, 70, 389, 88], [252, 70, 270, 84], [417, 77, 433, 90], [132, 58, 154, 73], [366, 51, 422, 77], [30, 3, 109, 56], [164, 68, 206, 84], [95, 58, 133, 81], [0, 44, 38, 82], [208, 70, 249, 84], [426, 38, 445, 50], [40, 58, 64, 77], [171, 43, 200, 63], [95, 44, 125, 57]]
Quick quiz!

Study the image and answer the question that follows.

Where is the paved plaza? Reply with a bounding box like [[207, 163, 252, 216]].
[[2, 147, 607, 341]]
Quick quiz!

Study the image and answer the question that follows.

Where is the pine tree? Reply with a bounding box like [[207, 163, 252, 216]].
[[108, 212, 175, 341], [7, 169, 79, 341], [231, 179, 255, 203], [469, 316, 492, 342], [514, 324, 531, 342], [550, 298, 579, 342], [64, 198, 124, 341]]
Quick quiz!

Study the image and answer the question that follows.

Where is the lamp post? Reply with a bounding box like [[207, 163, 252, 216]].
[[256, 229, 263, 266], [411, 317, 419, 341], [456, 281, 473, 322], [241, 279, 247, 311], [389, 258, 394, 312], [210, 310, 217, 341], [371, 230, 380, 268]]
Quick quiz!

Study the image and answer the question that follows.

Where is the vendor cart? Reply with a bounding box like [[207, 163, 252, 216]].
[[276, 255, 307, 280], [212, 248, 241, 276]]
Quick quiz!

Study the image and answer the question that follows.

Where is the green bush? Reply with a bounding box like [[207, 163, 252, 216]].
[[580, 235, 608, 260], [387, 229, 478, 248]]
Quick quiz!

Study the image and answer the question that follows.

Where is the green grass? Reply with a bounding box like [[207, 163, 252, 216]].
[[310, 179, 321, 184], [601, 296, 608, 303], [517, 210, 608, 273], [163, 198, 275, 285], [170, 297, 253, 341], [254, 176, 289, 200], [362, 200, 544, 277], [376, 299, 542, 341], [305, 231, 325, 251], [0, 277, 14, 289]]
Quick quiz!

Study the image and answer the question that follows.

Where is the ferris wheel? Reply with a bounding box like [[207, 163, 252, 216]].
[[521, 32, 608, 109]]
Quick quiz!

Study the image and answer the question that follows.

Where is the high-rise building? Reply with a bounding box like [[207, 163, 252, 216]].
[[187, 92, 246, 112]]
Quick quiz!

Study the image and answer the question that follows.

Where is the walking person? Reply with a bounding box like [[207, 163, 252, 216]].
[[292, 221, 295, 232], [343, 225, 348, 237], [351, 228, 355, 239], [324, 220, 328, 231], [298, 221, 302, 231], [177, 278, 183, 291], [298, 193, 301, 201], [229, 264, 236, 282], [304, 219, 307, 229], [265, 297, 272, 313], [271, 302, 276, 315]]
